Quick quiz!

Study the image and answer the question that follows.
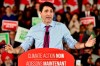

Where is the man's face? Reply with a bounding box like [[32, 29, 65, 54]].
[[9, 31, 16, 40], [6, 7, 12, 14], [40, 6, 54, 25], [85, 4, 91, 11], [4, 56, 13, 66], [35, 3, 40, 11]]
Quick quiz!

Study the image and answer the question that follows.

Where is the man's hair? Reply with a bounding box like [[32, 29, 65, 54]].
[[66, 6, 70, 11], [40, 2, 55, 12], [85, 2, 91, 6], [6, 6, 11, 9]]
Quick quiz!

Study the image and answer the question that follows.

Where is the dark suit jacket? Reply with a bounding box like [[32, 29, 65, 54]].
[[31, 9, 39, 17], [79, 11, 95, 18], [10, 40, 21, 48]]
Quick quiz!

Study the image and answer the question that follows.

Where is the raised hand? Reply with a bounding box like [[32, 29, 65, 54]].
[[85, 35, 96, 47], [5, 44, 14, 54]]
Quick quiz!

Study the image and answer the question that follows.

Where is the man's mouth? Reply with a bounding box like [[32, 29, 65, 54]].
[[46, 17, 51, 19]]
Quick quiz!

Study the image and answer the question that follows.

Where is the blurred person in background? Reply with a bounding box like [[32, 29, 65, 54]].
[[80, 3, 95, 18], [95, 25, 100, 49], [83, 47, 100, 65], [31, 2, 41, 18], [95, 58, 100, 66], [0, 6, 6, 19], [0, 6, 5, 32], [68, 13, 80, 41], [9, 31, 16, 48], [0, 40, 14, 66], [17, 11, 25, 28], [0, 40, 6, 54], [2, 6, 17, 20], [92, 4, 97, 12], [12, 5, 18, 16], [9, 31, 21, 66], [0, 40, 6, 65], [93, 9, 99, 29], [96, 48, 100, 56], [78, 25, 86, 55], [1, 51, 14, 66], [81, 53, 93, 66], [82, 23, 96, 42], [66, 6, 71, 13], [55, 13, 63, 22], [71, 49, 80, 60], [63, 3, 71, 14], [78, 25, 86, 42], [63, 12, 72, 28], [9, 31, 21, 48], [23, 10, 32, 29]]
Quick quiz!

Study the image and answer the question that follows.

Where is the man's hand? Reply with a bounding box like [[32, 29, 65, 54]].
[[5, 44, 14, 54], [85, 35, 96, 47]]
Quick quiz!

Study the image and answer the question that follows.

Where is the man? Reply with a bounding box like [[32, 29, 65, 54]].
[[1, 51, 14, 66], [5, 2, 96, 54], [80, 3, 95, 18], [2, 6, 17, 20], [9, 31, 21, 48], [31, 2, 41, 18]]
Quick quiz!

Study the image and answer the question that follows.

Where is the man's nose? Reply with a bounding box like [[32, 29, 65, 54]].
[[47, 12, 51, 15]]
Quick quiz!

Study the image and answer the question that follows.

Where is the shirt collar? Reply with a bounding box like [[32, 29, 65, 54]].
[[40, 21, 55, 28]]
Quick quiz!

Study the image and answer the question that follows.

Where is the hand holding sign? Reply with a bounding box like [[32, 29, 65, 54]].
[[5, 44, 14, 54]]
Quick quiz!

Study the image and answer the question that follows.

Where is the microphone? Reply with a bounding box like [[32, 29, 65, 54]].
[[46, 32, 49, 35]]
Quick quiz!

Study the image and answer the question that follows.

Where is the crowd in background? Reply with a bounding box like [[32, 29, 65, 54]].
[[0, 1, 100, 66]]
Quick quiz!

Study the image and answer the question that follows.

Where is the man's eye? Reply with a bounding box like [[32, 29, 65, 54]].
[[45, 10, 48, 12], [50, 10, 53, 13]]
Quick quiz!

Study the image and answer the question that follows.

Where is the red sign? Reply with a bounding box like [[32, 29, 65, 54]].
[[18, 48, 75, 66], [80, 17, 95, 26], [39, 0, 54, 3], [2, 20, 18, 31]]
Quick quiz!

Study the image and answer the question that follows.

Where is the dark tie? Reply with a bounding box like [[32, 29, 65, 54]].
[[43, 26, 50, 48]]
